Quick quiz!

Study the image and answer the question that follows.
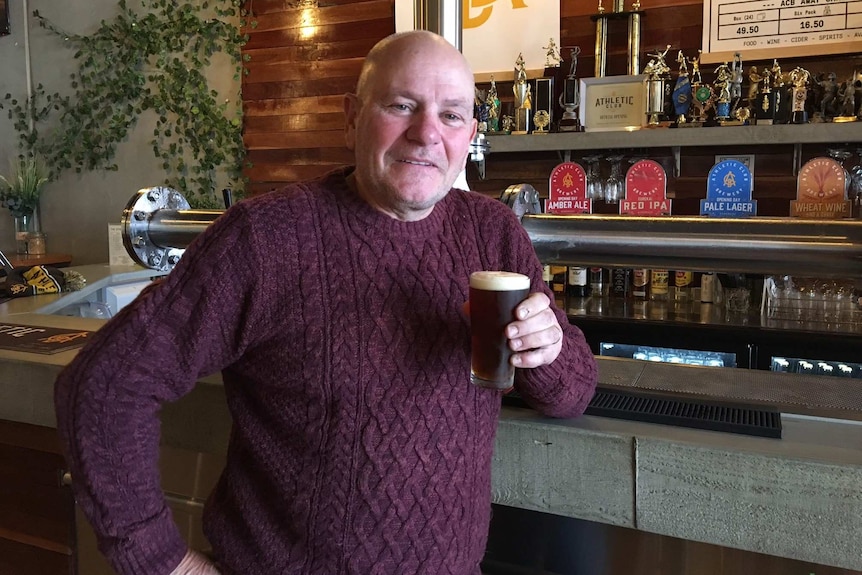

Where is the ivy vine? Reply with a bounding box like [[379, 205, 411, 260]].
[[1, 0, 252, 208]]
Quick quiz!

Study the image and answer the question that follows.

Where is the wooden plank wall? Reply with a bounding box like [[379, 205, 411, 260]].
[[241, 0, 394, 195], [241, 0, 862, 217]]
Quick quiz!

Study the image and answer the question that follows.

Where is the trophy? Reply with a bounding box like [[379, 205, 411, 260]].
[[713, 62, 732, 123], [558, 47, 583, 132], [817, 72, 839, 121], [485, 75, 501, 132], [533, 110, 551, 133], [644, 45, 672, 126], [688, 50, 712, 125], [789, 66, 810, 124], [672, 50, 691, 126], [773, 60, 792, 124], [593, 0, 643, 77], [543, 38, 562, 68], [512, 53, 533, 134], [474, 86, 490, 133], [756, 60, 781, 124], [834, 73, 859, 122], [755, 68, 773, 124], [729, 52, 744, 113], [746, 65, 763, 123]]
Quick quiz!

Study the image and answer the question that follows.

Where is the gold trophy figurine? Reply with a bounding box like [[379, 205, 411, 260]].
[[512, 53, 532, 134], [543, 38, 562, 68], [644, 45, 671, 126], [485, 75, 501, 132], [672, 50, 691, 126], [713, 62, 733, 123], [789, 66, 810, 124], [533, 110, 551, 133], [689, 50, 712, 125]]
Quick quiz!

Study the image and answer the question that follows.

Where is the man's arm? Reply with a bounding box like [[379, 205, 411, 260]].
[[491, 206, 598, 418], [54, 205, 269, 575]]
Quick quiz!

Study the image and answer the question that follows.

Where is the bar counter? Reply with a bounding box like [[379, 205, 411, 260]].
[[2, 265, 861, 572]]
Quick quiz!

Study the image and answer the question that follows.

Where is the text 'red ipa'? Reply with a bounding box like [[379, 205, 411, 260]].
[[469, 271, 531, 389]]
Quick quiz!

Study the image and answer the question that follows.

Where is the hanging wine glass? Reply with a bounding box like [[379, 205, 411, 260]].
[[604, 154, 625, 204], [827, 145, 852, 198], [851, 147, 862, 215], [583, 154, 604, 201]]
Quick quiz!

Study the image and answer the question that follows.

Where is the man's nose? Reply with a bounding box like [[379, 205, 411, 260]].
[[406, 110, 442, 145]]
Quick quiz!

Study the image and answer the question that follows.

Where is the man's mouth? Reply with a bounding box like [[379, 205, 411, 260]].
[[399, 158, 436, 168]]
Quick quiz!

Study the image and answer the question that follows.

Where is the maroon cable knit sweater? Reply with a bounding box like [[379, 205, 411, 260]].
[[54, 167, 597, 575]]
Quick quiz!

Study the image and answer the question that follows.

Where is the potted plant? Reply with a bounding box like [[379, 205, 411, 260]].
[[0, 155, 49, 254]]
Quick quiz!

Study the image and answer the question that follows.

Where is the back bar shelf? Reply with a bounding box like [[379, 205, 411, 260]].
[[486, 122, 862, 153]]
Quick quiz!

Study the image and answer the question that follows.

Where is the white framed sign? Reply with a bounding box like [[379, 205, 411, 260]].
[[579, 75, 648, 132]]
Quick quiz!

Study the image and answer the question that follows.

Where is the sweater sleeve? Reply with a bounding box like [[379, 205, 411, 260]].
[[54, 202, 271, 575], [476, 200, 598, 418]]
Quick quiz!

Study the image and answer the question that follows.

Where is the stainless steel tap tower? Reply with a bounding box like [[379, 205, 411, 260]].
[[122, 187, 862, 280]]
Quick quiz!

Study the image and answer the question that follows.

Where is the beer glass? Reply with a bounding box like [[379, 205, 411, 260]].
[[469, 271, 531, 389]]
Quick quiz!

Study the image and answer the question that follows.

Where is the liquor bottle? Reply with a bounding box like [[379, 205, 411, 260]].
[[632, 268, 650, 300], [700, 272, 716, 303], [589, 267, 605, 297], [609, 268, 631, 298], [673, 270, 696, 302], [649, 269, 669, 301], [542, 265, 552, 290], [550, 265, 567, 300], [566, 266, 590, 301]]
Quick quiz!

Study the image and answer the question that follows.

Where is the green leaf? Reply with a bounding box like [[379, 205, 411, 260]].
[[4, 0, 246, 202]]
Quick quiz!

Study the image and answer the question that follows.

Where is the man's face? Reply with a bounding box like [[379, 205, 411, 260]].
[[344, 38, 478, 221]]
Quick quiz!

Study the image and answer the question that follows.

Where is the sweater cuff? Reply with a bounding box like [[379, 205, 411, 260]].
[[516, 338, 597, 418], [103, 506, 188, 575]]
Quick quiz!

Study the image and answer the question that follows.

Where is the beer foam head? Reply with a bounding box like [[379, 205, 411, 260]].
[[469, 271, 530, 291]]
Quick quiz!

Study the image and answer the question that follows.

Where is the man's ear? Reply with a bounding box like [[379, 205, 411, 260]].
[[344, 93, 359, 151]]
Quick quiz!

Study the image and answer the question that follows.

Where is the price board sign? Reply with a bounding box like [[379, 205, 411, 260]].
[[701, 0, 862, 64]]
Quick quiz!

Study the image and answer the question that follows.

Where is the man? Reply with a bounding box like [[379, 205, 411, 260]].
[[54, 30, 597, 575]]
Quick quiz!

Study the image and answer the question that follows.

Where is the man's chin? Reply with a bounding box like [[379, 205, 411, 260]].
[[386, 179, 452, 205]]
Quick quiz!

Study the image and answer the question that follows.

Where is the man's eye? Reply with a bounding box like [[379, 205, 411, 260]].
[[390, 103, 411, 111]]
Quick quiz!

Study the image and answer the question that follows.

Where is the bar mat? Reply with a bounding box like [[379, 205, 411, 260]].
[[504, 385, 782, 439]]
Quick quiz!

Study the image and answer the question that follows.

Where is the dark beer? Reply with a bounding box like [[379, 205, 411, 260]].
[[469, 271, 531, 389]]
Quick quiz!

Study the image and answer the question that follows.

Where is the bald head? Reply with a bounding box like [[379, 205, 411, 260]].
[[355, 31, 475, 104]]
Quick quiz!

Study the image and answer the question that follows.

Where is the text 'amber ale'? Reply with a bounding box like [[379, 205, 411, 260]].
[[469, 271, 531, 389]]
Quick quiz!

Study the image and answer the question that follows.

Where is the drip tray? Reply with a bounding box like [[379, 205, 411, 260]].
[[504, 386, 782, 439]]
